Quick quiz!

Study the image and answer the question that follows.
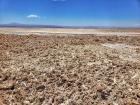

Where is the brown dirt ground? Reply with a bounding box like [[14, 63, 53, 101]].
[[0, 34, 140, 105]]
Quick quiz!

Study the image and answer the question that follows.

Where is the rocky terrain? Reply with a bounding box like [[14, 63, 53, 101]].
[[0, 33, 140, 105]]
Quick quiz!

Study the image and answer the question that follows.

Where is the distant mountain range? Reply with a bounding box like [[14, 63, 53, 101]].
[[0, 23, 140, 28], [0, 23, 66, 28]]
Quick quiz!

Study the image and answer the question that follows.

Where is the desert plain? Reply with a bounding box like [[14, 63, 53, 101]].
[[0, 28, 140, 105]]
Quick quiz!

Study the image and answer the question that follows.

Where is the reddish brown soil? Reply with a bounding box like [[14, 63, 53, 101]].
[[0, 34, 140, 105]]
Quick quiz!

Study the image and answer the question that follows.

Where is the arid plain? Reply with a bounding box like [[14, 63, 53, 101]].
[[0, 28, 140, 105]]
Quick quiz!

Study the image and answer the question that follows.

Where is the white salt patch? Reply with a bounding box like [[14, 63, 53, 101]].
[[102, 43, 140, 63], [132, 73, 139, 79], [102, 43, 138, 49]]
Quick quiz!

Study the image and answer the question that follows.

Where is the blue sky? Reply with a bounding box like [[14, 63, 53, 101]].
[[0, 0, 140, 27]]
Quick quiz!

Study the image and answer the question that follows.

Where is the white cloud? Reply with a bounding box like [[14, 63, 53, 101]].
[[134, 24, 140, 26], [27, 14, 40, 18]]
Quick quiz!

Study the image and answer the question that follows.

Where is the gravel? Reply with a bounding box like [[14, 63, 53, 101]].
[[0, 34, 140, 105]]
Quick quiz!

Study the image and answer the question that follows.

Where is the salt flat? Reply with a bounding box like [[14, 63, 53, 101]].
[[0, 28, 140, 36]]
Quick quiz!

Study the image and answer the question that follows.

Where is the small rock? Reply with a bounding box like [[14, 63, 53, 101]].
[[0, 82, 15, 90], [60, 100, 76, 105], [131, 99, 140, 105], [100, 91, 110, 100], [138, 84, 140, 88], [96, 83, 106, 92], [127, 98, 140, 105], [39, 96, 45, 103], [132, 73, 139, 79], [23, 101, 30, 104], [137, 93, 140, 98], [0, 75, 8, 82], [36, 85, 45, 92], [113, 102, 118, 105]]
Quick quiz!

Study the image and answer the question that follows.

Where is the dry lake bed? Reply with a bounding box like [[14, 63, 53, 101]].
[[0, 28, 140, 105]]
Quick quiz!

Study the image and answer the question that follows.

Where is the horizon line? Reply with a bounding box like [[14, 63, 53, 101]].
[[0, 23, 140, 28]]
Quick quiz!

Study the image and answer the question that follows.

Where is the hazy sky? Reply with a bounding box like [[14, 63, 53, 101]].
[[0, 0, 140, 27]]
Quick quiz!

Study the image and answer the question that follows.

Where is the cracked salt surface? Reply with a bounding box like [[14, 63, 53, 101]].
[[102, 43, 140, 63], [0, 31, 140, 36], [102, 43, 139, 49]]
